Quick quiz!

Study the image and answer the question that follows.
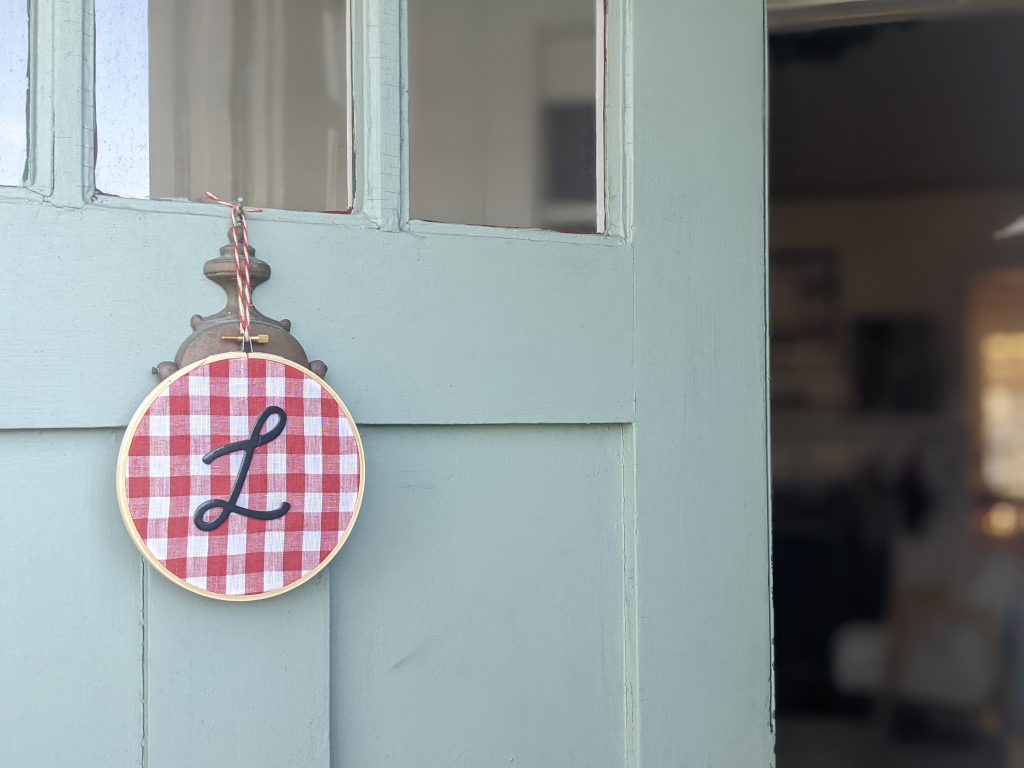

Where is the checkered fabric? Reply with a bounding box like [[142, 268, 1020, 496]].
[[123, 356, 361, 597]]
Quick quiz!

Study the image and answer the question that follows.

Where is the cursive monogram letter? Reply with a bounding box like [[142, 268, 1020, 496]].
[[193, 406, 291, 532]]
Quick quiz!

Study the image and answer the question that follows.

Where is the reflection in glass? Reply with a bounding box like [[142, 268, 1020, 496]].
[[96, 0, 351, 212], [409, 0, 600, 231], [0, 0, 27, 186]]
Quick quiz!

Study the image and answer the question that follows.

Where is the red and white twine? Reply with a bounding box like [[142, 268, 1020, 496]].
[[205, 192, 263, 348]]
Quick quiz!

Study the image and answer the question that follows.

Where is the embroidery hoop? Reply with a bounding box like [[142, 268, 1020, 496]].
[[115, 351, 366, 602]]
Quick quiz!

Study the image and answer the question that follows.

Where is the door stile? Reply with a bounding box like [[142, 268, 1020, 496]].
[[631, 0, 772, 766]]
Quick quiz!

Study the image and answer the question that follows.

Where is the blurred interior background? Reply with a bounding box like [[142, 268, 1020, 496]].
[[769, 2, 1024, 766]]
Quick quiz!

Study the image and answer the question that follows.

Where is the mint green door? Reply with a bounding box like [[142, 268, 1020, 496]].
[[0, 1, 771, 766]]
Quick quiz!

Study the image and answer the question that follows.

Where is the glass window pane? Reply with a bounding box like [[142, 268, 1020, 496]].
[[96, 0, 351, 212], [0, 0, 28, 186], [408, 0, 601, 232]]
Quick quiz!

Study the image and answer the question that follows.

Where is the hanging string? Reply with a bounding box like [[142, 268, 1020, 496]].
[[204, 192, 263, 350]]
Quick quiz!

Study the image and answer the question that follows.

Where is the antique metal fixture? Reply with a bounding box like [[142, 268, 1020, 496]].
[[153, 231, 327, 380]]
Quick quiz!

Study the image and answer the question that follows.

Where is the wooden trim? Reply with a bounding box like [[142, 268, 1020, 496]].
[[620, 424, 640, 767], [0, 199, 635, 430], [90, 193, 376, 228], [403, 218, 628, 247]]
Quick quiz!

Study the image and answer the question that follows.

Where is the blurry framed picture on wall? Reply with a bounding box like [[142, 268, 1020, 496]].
[[771, 249, 839, 341], [770, 249, 846, 410], [853, 317, 942, 411]]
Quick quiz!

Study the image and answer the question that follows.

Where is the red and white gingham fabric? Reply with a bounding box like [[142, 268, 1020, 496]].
[[123, 356, 361, 597]]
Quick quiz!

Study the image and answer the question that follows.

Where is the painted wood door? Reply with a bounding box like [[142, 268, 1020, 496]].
[[0, 1, 771, 766]]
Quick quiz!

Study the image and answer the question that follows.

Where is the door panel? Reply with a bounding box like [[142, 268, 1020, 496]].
[[144, 574, 331, 768], [331, 425, 626, 765], [0, 430, 143, 766]]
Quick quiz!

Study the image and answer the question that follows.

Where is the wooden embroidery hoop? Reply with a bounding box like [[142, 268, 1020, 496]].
[[116, 352, 366, 602]]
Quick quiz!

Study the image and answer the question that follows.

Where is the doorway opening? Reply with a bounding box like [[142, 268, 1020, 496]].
[[770, 7, 1024, 767]]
